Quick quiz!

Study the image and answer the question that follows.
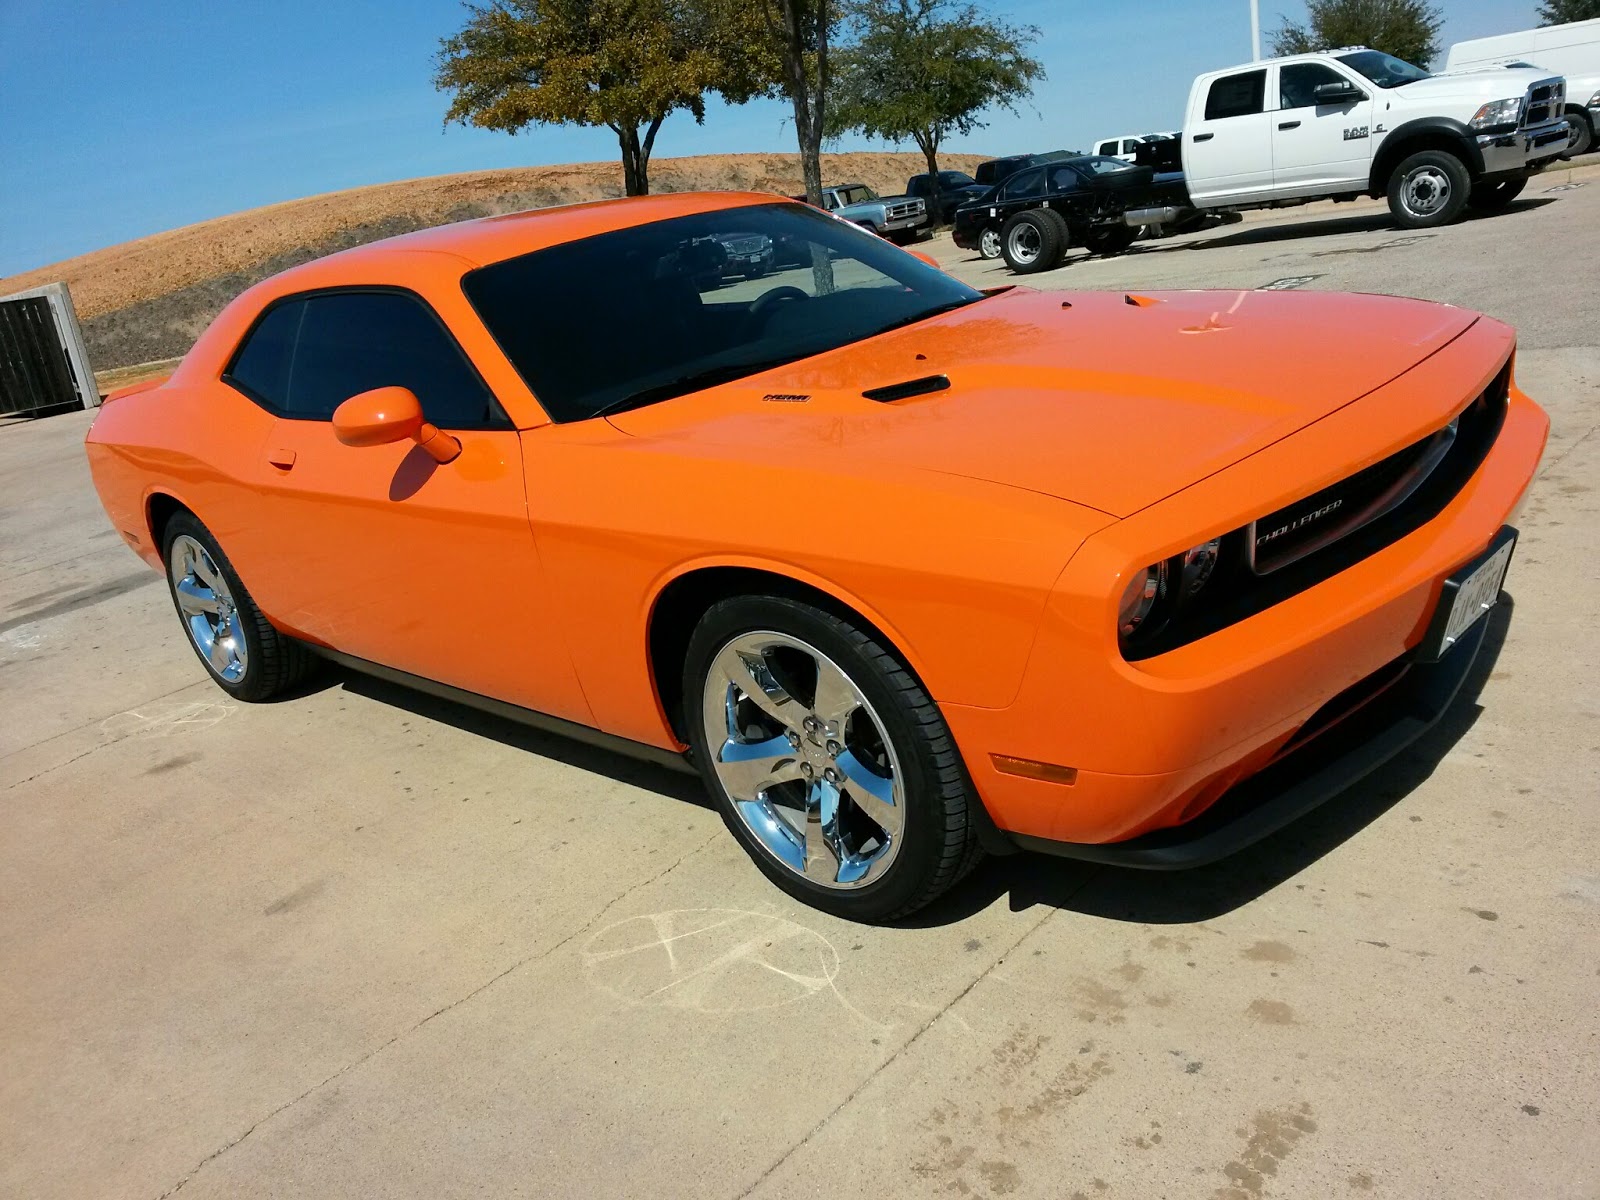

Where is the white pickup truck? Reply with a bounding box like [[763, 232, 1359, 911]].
[[1151, 47, 1570, 229]]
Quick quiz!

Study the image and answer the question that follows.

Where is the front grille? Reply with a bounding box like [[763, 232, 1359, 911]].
[[1123, 361, 1510, 661], [722, 236, 769, 256], [885, 200, 924, 220], [1523, 80, 1565, 127]]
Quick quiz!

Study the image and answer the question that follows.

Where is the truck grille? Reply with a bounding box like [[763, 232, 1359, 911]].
[[884, 200, 925, 221], [1523, 79, 1565, 128], [721, 236, 769, 256]]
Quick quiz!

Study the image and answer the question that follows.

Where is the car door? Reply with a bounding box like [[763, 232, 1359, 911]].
[[1185, 68, 1275, 204], [222, 287, 592, 723], [1271, 61, 1376, 193]]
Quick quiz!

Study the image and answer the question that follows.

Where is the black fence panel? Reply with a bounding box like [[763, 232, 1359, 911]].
[[0, 295, 83, 416]]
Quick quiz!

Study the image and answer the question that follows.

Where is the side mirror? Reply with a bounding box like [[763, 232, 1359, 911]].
[[907, 249, 941, 270], [332, 386, 460, 464], [1313, 80, 1364, 104]]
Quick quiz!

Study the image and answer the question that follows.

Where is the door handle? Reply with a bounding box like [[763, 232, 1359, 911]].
[[267, 448, 297, 469], [1278, 120, 1302, 130], [1192, 133, 1214, 142]]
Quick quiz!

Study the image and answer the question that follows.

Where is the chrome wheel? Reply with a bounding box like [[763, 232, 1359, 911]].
[[168, 534, 248, 683], [979, 228, 1002, 259], [701, 631, 904, 890], [1006, 222, 1041, 266], [1400, 165, 1451, 219]]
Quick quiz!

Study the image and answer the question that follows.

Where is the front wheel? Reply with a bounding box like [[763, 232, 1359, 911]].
[[684, 596, 981, 922], [1467, 177, 1528, 213], [1387, 150, 1471, 229], [978, 227, 1002, 260], [1562, 111, 1593, 159], [1083, 224, 1139, 256], [1000, 208, 1069, 274], [162, 512, 315, 701]]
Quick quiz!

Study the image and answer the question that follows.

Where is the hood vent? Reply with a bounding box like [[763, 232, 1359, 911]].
[[863, 374, 950, 403]]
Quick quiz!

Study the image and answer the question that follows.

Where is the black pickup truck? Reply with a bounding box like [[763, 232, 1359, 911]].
[[904, 170, 991, 224], [952, 154, 1195, 272]]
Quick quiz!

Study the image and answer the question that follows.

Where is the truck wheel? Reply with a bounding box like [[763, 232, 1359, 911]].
[[1387, 150, 1470, 229], [978, 228, 1002, 260], [1467, 178, 1527, 213], [1000, 209, 1069, 274], [1561, 111, 1593, 159], [1084, 225, 1139, 256]]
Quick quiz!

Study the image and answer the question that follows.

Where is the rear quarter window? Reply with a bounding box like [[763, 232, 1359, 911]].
[[224, 301, 305, 410], [1205, 70, 1267, 119]]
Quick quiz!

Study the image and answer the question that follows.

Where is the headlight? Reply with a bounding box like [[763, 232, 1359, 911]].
[[1588, 90, 1600, 108], [1470, 97, 1523, 130], [1118, 562, 1166, 637], [1180, 538, 1221, 596]]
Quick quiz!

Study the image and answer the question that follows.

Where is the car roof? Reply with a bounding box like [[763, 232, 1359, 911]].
[[271, 191, 790, 283]]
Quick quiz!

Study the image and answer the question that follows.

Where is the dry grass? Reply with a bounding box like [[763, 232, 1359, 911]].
[[2, 152, 986, 322]]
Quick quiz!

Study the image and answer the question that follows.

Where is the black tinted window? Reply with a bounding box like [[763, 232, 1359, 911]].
[[290, 292, 496, 425], [226, 301, 304, 409], [1280, 63, 1350, 109], [1205, 70, 1266, 119], [999, 166, 1046, 200]]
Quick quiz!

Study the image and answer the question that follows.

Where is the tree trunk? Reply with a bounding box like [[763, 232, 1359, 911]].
[[772, 0, 835, 292], [914, 129, 940, 187], [615, 123, 652, 196]]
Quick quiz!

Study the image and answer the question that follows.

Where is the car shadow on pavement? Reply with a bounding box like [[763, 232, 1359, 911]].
[[331, 667, 712, 808], [907, 598, 1514, 929], [1167, 200, 1558, 255]]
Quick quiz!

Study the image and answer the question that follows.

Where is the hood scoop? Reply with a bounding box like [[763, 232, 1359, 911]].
[[863, 374, 951, 403]]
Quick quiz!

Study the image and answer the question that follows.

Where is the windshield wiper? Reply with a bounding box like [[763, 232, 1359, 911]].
[[590, 356, 801, 421]]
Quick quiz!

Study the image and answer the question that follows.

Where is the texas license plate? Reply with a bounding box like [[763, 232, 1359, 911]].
[[1418, 529, 1516, 662]]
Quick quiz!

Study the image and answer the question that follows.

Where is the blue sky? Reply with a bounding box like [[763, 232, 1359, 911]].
[[0, 0, 1540, 275]]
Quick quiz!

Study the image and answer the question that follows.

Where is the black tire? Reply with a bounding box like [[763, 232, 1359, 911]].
[[683, 595, 982, 922], [1386, 150, 1471, 229], [1561, 110, 1593, 159], [1083, 224, 1139, 256], [1000, 208, 1069, 274], [161, 511, 315, 702], [1467, 177, 1528, 213], [743, 262, 769, 281]]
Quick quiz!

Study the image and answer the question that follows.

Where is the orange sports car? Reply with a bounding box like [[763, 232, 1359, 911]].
[[85, 192, 1547, 921]]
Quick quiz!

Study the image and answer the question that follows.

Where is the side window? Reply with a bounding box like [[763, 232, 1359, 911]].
[[999, 166, 1046, 201], [1280, 63, 1351, 110], [288, 292, 498, 427], [1047, 164, 1081, 193], [226, 300, 306, 410], [1205, 70, 1267, 119], [1122, 139, 1140, 154], [1095, 140, 1116, 155]]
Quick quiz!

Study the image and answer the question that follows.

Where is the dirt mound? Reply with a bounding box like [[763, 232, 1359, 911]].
[[1, 152, 986, 372]]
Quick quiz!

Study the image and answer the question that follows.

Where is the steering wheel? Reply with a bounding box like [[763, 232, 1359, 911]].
[[748, 285, 810, 325]]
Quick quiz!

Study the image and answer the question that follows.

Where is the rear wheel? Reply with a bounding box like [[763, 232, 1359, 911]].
[[978, 227, 1002, 260], [1467, 177, 1528, 213], [162, 512, 315, 701], [1386, 150, 1470, 229], [684, 595, 981, 922], [1084, 224, 1139, 256], [1000, 208, 1069, 274]]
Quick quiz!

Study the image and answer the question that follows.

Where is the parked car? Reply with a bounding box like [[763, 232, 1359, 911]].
[[972, 150, 1079, 188], [711, 231, 775, 279], [905, 170, 991, 223], [1093, 134, 1152, 161], [1446, 18, 1600, 157], [1163, 48, 1569, 230], [85, 192, 1546, 922], [952, 155, 1195, 269], [805, 183, 929, 243]]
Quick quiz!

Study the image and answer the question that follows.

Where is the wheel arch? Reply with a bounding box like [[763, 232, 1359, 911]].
[[645, 562, 930, 744], [145, 490, 194, 559], [1370, 119, 1483, 193]]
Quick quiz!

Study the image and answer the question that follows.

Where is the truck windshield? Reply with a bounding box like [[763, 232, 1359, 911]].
[[1336, 50, 1430, 88]]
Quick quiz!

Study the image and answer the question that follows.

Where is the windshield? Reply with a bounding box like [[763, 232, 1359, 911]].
[[833, 185, 877, 206], [463, 203, 984, 422], [1336, 50, 1430, 87], [940, 171, 976, 186]]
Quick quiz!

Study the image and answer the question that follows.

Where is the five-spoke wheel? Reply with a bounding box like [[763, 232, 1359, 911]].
[[169, 534, 248, 683]]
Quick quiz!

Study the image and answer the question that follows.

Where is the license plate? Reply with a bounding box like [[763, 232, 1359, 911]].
[[1418, 529, 1516, 662]]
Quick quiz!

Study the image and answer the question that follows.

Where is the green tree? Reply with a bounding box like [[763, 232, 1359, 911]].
[[829, 0, 1042, 182], [1537, 0, 1600, 24], [435, 0, 765, 196], [745, 0, 838, 208], [1270, 0, 1444, 66]]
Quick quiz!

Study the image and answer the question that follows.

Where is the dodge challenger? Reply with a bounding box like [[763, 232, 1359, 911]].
[[85, 193, 1547, 921]]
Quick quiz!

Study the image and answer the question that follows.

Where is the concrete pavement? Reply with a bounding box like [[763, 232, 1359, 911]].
[[3, 179, 1597, 1199]]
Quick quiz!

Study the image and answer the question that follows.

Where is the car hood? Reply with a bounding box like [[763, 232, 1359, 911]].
[[608, 288, 1479, 517], [1406, 65, 1563, 104]]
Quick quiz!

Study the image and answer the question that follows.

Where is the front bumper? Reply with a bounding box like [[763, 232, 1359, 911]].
[[881, 214, 930, 233], [1478, 116, 1570, 173], [943, 319, 1548, 851]]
